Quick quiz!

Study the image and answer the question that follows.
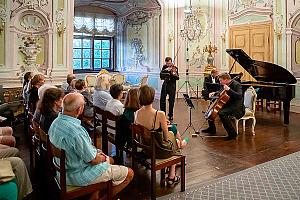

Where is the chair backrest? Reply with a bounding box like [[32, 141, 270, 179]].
[[105, 111, 119, 135], [140, 75, 148, 86], [110, 74, 125, 85], [95, 74, 111, 91], [39, 127, 49, 153], [49, 142, 67, 198], [131, 123, 155, 156], [93, 106, 107, 147], [85, 75, 97, 87], [244, 86, 257, 111]]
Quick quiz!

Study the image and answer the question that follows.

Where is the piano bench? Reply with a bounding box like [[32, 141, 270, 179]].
[[266, 100, 282, 113]]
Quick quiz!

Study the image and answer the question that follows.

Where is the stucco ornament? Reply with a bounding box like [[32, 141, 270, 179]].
[[18, 35, 42, 76]]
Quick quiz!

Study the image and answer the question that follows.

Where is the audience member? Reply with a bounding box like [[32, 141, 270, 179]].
[[65, 74, 76, 93], [116, 88, 140, 147], [22, 72, 33, 106], [135, 85, 182, 186], [75, 79, 93, 118], [93, 75, 113, 110], [0, 126, 16, 147], [49, 93, 134, 197], [0, 147, 32, 200], [32, 84, 56, 125], [105, 84, 124, 116], [28, 74, 45, 112], [39, 88, 64, 133]]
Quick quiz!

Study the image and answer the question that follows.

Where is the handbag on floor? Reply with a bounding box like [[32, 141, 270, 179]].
[[0, 160, 15, 184]]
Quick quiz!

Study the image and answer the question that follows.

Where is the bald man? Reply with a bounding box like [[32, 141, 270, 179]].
[[48, 93, 134, 198]]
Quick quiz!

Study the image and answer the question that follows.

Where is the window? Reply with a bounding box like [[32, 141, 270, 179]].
[[73, 36, 114, 71], [73, 15, 116, 71]]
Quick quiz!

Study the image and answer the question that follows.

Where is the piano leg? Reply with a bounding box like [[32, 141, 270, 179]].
[[283, 100, 290, 125]]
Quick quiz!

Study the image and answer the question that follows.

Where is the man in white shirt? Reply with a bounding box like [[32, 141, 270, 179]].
[[105, 84, 124, 116]]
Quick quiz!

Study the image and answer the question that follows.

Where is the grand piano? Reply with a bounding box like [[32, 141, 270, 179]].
[[226, 49, 297, 125]]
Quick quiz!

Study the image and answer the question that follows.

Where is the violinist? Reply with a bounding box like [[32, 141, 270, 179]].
[[160, 57, 179, 121], [201, 73, 245, 140]]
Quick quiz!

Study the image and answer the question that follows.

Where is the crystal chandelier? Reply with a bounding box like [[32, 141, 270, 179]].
[[180, 0, 203, 41]]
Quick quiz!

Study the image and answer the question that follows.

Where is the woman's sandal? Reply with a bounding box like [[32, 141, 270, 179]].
[[166, 175, 180, 186]]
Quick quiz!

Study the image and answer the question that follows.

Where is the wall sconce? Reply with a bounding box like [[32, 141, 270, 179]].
[[220, 21, 227, 43], [168, 30, 174, 42], [221, 32, 226, 42], [0, 21, 5, 35], [56, 22, 66, 37]]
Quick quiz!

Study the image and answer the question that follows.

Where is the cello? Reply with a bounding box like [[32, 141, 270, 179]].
[[204, 73, 243, 121]]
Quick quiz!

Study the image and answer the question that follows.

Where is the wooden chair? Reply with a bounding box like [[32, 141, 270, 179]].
[[105, 111, 125, 163], [49, 142, 113, 200], [93, 106, 107, 148], [85, 75, 97, 93], [131, 124, 185, 200], [266, 100, 282, 113]]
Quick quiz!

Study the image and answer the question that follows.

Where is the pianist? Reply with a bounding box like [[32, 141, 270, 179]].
[[202, 68, 219, 100]]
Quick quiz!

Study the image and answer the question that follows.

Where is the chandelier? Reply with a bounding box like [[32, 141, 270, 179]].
[[180, 0, 203, 41]]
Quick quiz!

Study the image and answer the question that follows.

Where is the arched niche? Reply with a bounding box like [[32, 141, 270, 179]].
[[9, 9, 53, 77]]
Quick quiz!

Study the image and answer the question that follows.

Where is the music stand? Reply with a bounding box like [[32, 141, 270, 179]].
[[182, 93, 197, 136]]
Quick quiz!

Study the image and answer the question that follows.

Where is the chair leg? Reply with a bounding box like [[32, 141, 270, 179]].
[[151, 169, 156, 200], [160, 169, 166, 186], [252, 118, 256, 135], [181, 157, 185, 192], [235, 120, 239, 135], [243, 120, 246, 132]]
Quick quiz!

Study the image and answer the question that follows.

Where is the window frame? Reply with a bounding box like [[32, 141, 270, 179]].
[[73, 35, 116, 73]]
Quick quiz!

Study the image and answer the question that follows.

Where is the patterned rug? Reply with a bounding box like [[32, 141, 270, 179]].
[[158, 151, 300, 200]]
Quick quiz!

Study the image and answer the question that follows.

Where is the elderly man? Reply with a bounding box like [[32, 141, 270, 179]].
[[48, 93, 134, 198]]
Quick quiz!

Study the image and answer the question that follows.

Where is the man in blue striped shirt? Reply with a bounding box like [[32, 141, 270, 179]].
[[49, 93, 133, 197]]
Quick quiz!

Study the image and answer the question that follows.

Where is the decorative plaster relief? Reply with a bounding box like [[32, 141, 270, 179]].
[[11, 0, 51, 20], [125, 11, 152, 34], [230, 0, 272, 15], [18, 35, 42, 76], [125, 38, 150, 72], [20, 14, 44, 30], [55, 9, 66, 37], [13, 0, 48, 9], [0, 4, 6, 22], [189, 46, 206, 68]]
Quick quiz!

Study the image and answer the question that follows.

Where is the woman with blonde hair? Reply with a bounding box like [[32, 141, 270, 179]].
[[93, 75, 112, 109]]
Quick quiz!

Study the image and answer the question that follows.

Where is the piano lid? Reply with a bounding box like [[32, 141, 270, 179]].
[[226, 49, 297, 84]]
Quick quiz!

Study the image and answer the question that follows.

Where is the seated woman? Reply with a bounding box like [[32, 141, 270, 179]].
[[0, 127, 16, 147], [93, 75, 113, 110], [116, 88, 140, 147], [39, 88, 64, 133], [28, 74, 45, 113], [135, 85, 187, 185]]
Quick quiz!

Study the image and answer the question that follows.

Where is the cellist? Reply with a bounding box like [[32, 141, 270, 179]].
[[201, 73, 245, 140]]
